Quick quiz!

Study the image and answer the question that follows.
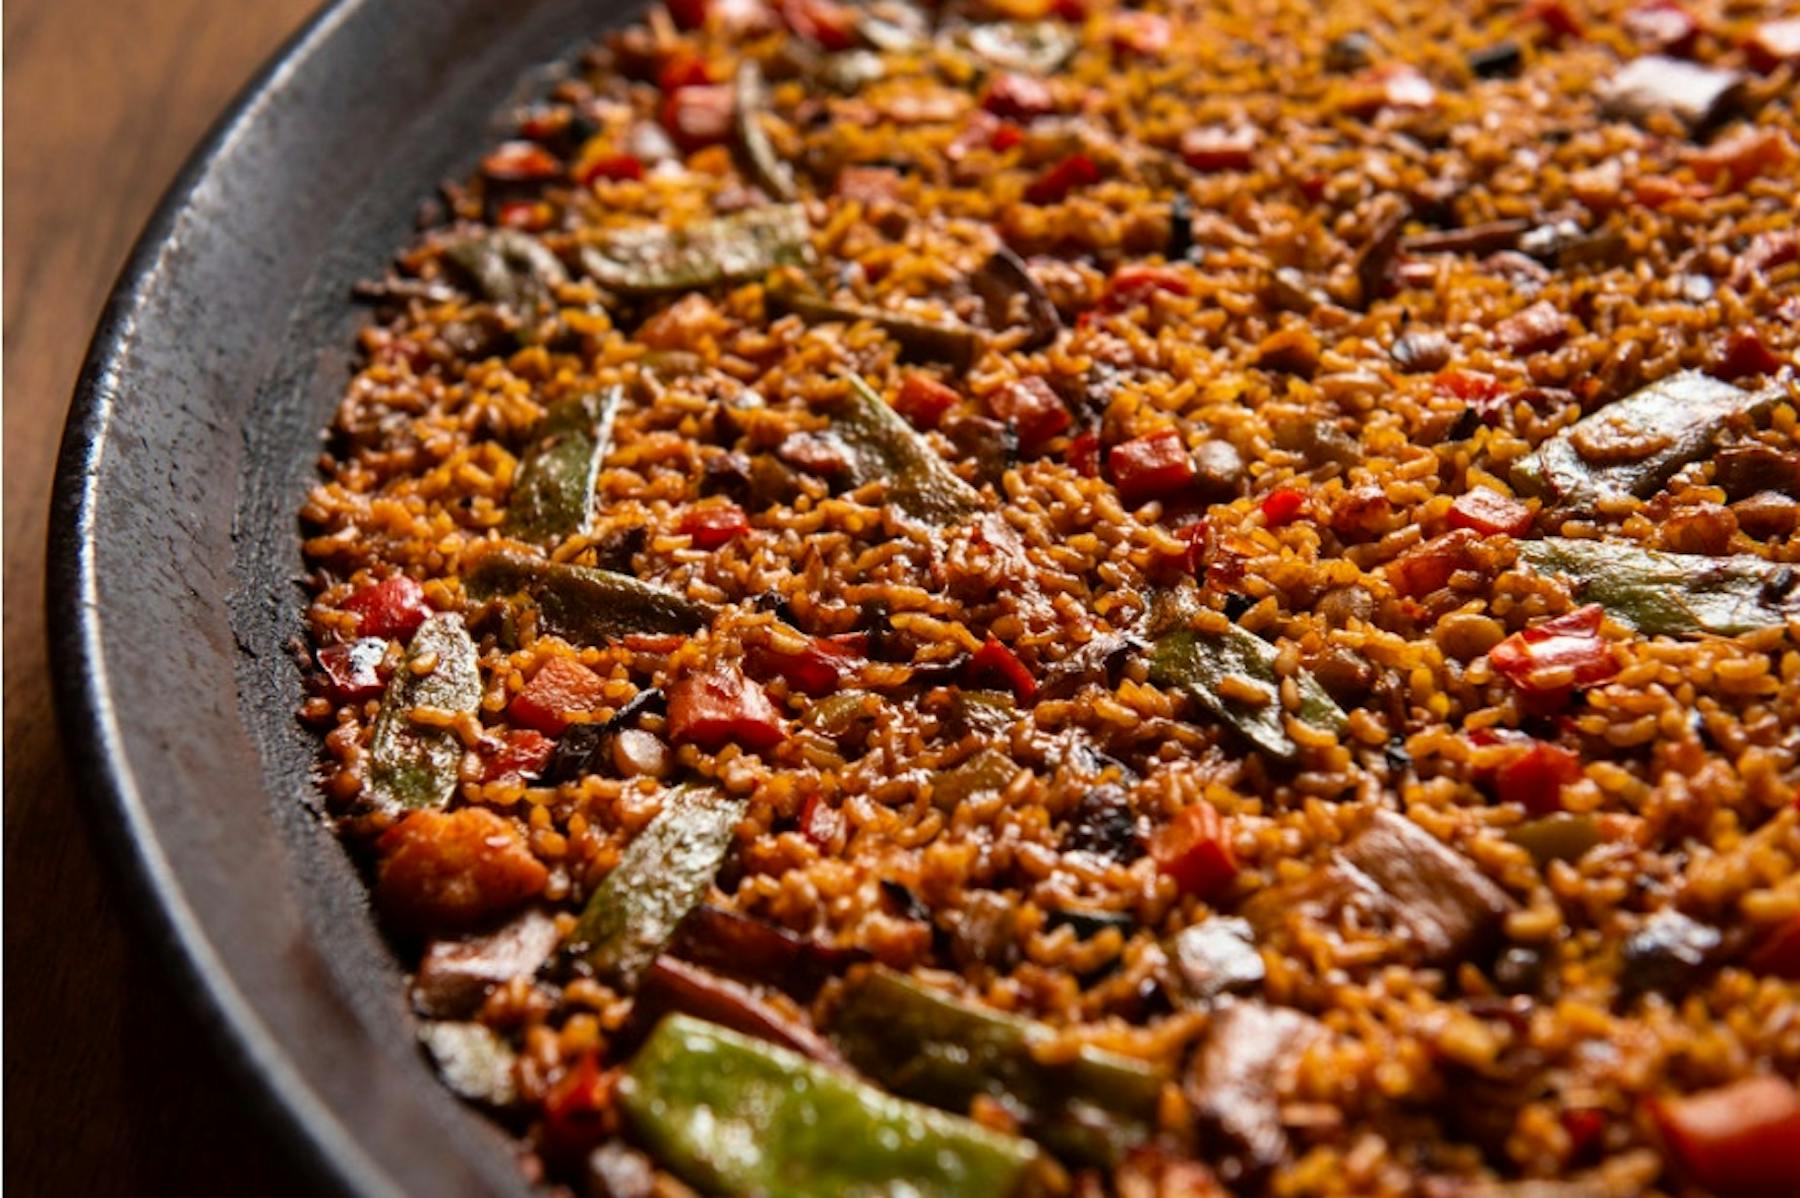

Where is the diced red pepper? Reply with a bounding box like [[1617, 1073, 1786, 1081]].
[[1714, 327, 1786, 381], [1180, 125, 1259, 172], [746, 636, 862, 697], [660, 85, 734, 152], [1069, 430, 1102, 478], [835, 166, 904, 203], [780, 0, 858, 51], [667, 0, 710, 31], [799, 791, 845, 849], [542, 1052, 614, 1160], [1388, 528, 1481, 597], [1051, 0, 1087, 20], [1105, 265, 1191, 308], [1652, 1076, 1800, 1197], [677, 503, 750, 549], [481, 140, 562, 182], [967, 636, 1037, 704], [1624, 1, 1698, 54], [1025, 152, 1101, 204], [668, 665, 787, 752], [317, 638, 389, 703], [1151, 804, 1237, 900], [578, 153, 646, 185], [1492, 739, 1582, 815], [1495, 300, 1569, 354], [1561, 1107, 1608, 1163], [510, 656, 608, 736], [517, 107, 573, 143], [1747, 913, 1800, 979], [1109, 430, 1196, 505], [1448, 487, 1533, 536], [1692, 128, 1795, 190], [990, 121, 1025, 152], [1488, 605, 1620, 696], [479, 728, 555, 784], [894, 373, 960, 429], [657, 50, 715, 92], [1746, 18, 1800, 72], [343, 574, 432, 640], [1111, 11, 1171, 56], [990, 377, 1072, 447], [1179, 520, 1211, 576], [496, 199, 553, 231], [1261, 487, 1307, 527], [1527, 0, 1585, 40], [982, 72, 1056, 121]]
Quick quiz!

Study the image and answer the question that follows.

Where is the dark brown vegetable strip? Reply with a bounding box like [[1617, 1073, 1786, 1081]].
[[579, 204, 810, 295], [629, 955, 844, 1065], [770, 283, 988, 372], [462, 546, 718, 645], [733, 60, 798, 202], [972, 246, 1061, 350]]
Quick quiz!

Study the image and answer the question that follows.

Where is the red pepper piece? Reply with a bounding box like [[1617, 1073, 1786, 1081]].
[[780, 0, 858, 51], [1714, 328, 1786, 382], [990, 377, 1072, 447], [668, 665, 786, 751], [1110, 10, 1170, 56], [1747, 913, 1800, 979], [1151, 804, 1237, 899], [660, 85, 734, 152], [967, 636, 1037, 703], [578, 153, 645, 185], [667, 0, 710, 31], [1389, 528, 1481, 597], [510, 656, 609, 736], [1624, 1, 1698, 54], [893, 373, 960, 429], [1652, 1076, 1800, 1197], [1025, 152, 1100, 204], [1261, 487, 1307, 527], [343, 575, 432, 640], [1179, 125, 1259, 172], [1068, 431, 1102, 479], [1051, 0, 1087, 20], [1493, 740, 1582, 815], [1105, 265, 1191, 308], [1692, 128, 1795, 190], [1746, 18, 1800, 72], [990, 121, 1025, 152], [1527, 0, 1585, 39], [981, 72, 1056, 121], [1562, 1107, 1608, 1163], [1495, 300, 1570, 354], [658, 50, 714, 92], [479, 728, 555, 784], [317, 638, 389, 703], [1488, 605, 1620, 696], [1109, 430, 1196, 505], [799, 792, 845, 849], [481, 140, 562, 182], [1448, 487, 1533, 536], [542, 1052, 614, 1160], [677, 503, 750, 549], [747, 637, 862, 697]]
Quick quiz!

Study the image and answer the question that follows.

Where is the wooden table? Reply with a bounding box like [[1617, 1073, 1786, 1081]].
[[4, 2, 323, 1191]]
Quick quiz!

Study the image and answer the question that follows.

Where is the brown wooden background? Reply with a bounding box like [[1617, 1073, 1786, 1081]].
[[5, 1, 323, 1191]]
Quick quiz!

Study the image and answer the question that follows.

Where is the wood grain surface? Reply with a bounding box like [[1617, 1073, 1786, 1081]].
[[4, 2, 324, 1192]]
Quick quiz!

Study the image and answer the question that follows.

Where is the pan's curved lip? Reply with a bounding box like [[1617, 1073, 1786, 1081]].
[[46, 1, 400, 1194]]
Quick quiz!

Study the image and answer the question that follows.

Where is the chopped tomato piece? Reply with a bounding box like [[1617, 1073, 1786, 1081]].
[[1692, 128, 1795, 190], [835, 166, 904, 203], [660, 85, 734, 152], [1180, 125, 1259, 172], [667, 0, 710, 30], [375, 808, 548, 933], [990, 121, 1025, 152], [1105, 265, 1191, 308], [1389, 528, 1481, 597], [1448, 487, 1533, 536], [668, 665, 786, 751], [967, 636, 1037, 703], [1527, 0, 1584, 39], [982, 72, 1055, 121], [1561, 1107, 1608, 1162], [799, 792, 845, 849], [1151, 804, 1237, 900], [578, 153, 645, 185], [1025, 152, 1101, 204], [1495, 300, 1570, 354], [1746, 18, 1800, 73], [1261, 487, 1307, 527], [1624, 1, 1698, 54], [1111, 11, 1171, 56], [510, 656, 608, 736], [479, 728, 555, 784], [1051, 0, 1087, 20], [481, 140, 561, 182], [746, 636, 862, 696], [1714, 327, 1786, 381], [893, 373, 959, 429], [990, 377, 1072, 447], [1747, 913, 1800, 979], [1488, 605, 1620, 695], [343, 574, 432, 640], [780, 0, 858, 50], [1109, 430, 1196, 505], [542, 1052, 614, 1160], [778, 431, 854, 477], [1069, 430, 1102, 478], [657, 50, 715, 92], [677, 503, 750, 549], [1492, 739, 1582, 815], [317, 638, 388, 702], [1652, 1076, 1800, 1197]]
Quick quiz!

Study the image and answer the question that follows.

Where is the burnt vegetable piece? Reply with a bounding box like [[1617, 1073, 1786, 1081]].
[[504, 387, 621, 545], [1602, 55, 1744, 134], [1144, 589, 1347, 763], [570, 787, 746, 989], [771, 284, 987, 371], [444, 228, 568, 313], [1620, 908, 1722, 1003], [621, 1015, 1042, 1198], [1166, 916, 1265, 1005], [1186, 1001, 1324, 1184], [1512, 371, 1776, 516], [463, 547, 718, 645], [1517, 538, 1800, 637], [832, 966, 1167, 1166], [668, 904, 868, 998], [578, 204, 809, 295], [630, 955, 843, 1065], [733, 60, 797, 202], [419, 1021, 519, 1108], [364, 614, 481, 815], [834, 374, 983, 524], [972, 246, 1061, 351], [413, 907, 561, 1018], [1337, 810, 1517, 966]]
